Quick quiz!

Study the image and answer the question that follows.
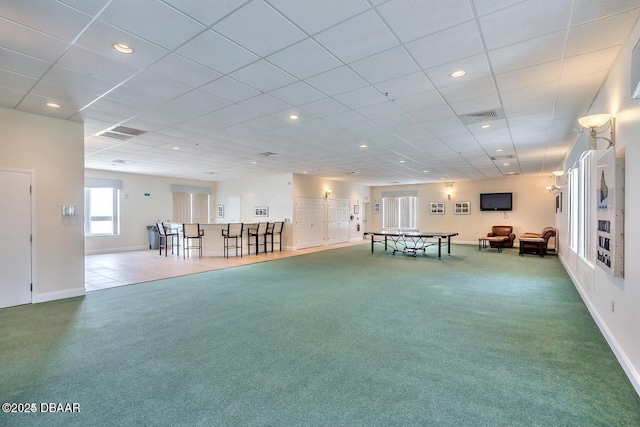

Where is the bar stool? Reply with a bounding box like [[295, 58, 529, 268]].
[[183, 223, 204, 258], [247, 222, 268, 255], [222, 222, 244, 258], [157, 222, 180, 256], [265, 221, 284, 252]]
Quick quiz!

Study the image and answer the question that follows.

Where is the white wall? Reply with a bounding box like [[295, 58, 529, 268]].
[[0, 107, 85, 302], [84, 170, 216, 254], [558, 20, 640, 395], [370, 175, 556, 244]]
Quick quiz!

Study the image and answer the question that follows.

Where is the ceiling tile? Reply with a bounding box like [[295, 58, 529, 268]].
[[377, 0, 474, 43], [2, 0, 91, 41], [304, 66, 368, 96], [148, 54, 221, 88], [425, 53, 492, 89], [298, 98, 351, 117], [393, 89, 447, 113], [101, 0, 205, 50], [562, 46, 621, 79], [565, 10, 640, 56], [0, 17, 69, 62], [58, 45, 138, 84], [479, 0, 572, 50], [349, 46, 419, 84], [269, 81, 326, 105], [333, 86, 388, 109], [0, 47, 50, 78], [229, 60, 297, 92], [200, 76, 261, 103], [266, 38, 342, 79], [449, 93, 501, 115], [163, 0, 250, 26], [439, 76, 497, 104], [314, 10, 398, 63], [123, 71, 192, 100], [572, 0, 640, 25], [374, 72, 434, 100], [214, 0, 306, 57], [488, 31, 566, 74], [495, 61, 561, 92], [239, 94, 292, 115], [356, 101, 404, 120], [268, 0, 371, 35], [406, 20, 485, 70], [176, 29, 258, 74], [1, 69, 36, 92]]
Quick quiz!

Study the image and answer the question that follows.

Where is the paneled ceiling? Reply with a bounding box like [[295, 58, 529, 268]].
[[2, 0, 639, 185]]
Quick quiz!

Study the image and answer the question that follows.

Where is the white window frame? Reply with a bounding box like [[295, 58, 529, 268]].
[[382, 196, 417, 230], [568, 150, 595, 265], [84, 187, 120, 236]]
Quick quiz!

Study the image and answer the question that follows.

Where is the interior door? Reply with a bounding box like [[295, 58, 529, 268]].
[[296, 197, 325, 249], [0, 170, 32, 308], [327, 198, 349, 244]]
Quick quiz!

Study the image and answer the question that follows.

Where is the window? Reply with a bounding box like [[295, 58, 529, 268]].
[[382, 196, 417, 230], [567, 150, 595, 264], [84, 178, 122, 236], [85, 187, 119, 236], [170, 185, 211, 223]]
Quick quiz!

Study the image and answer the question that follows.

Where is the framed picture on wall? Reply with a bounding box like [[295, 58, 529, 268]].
[[454, 201, 470, 214], [217, 205, 224, 218], [430, 202, 445, 215], [373, 202, 381, 214], [354, 205, 359, 214], [255, 206, 269, 217]]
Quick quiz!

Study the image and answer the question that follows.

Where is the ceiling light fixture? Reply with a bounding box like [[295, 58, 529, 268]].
[[399, 160, 406, 163], [480, 124, 491, 129], [552, 170, 564, 176], [289, 114, 298, 120], [578, 114, 615, 150], [449, 70, 466, 78], [172, 146, 179, 150], [359, 144, 368, 148], [496, 148, 504, 152], [45, 102, 61, 108], [113, 43, 134, 54]]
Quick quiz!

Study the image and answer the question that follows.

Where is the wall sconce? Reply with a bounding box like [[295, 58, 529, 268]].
[[578, 114, 615, 150], [444, 182, 454, 200], [325, 189, 332, 198], [546, 184, 561, 194]]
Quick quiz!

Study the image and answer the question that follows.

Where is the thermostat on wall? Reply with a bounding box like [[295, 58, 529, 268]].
[[62, 205, 76, 216]]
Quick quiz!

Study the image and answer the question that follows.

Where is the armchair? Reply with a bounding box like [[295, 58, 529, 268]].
[[519, 227, 556, 256], [487, 225, 516, 248]]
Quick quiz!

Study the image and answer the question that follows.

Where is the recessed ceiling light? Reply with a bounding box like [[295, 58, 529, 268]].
[[480, 124, 491, 129], [496, 148, 504, 152], [399, 160, 406, 163], [45, 102, 61, 108], [503, 163, 510, 166], [359, 144, 368, 148], [449, 70, 466, 78], [423, 170, 429, 173], [289, 114, 298, 120], [172, 146, 179, 150], [113, 43, 134, 54], [509, 172, 515, 175]]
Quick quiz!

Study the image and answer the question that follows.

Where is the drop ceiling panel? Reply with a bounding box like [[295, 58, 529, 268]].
[[266, 39, 342, 80], [2, 0, 91, 41], [495, 61, 561, 92], [488, 31, 566, 75], [123, 71, 192, 100], [148, 54, 221, 88], [176, 30, 258, 74], [0, 18, 70, 62], [1, 70, 37, 93], [230, 60, 297, 92], [314, 10, 399, 64], [269, 81, 326, 106], [377, 0, 474, 43], [58, 46, 139, 84], [101, 0, 205, 50], [214, 0, 306, 57], [562, 46, 622, 80], [425, 54, 492, 89], [480, 0, 572, 50], [565, 10, 640, 56], [200, 77, 261, 103], [239, 94, 292, 115], [333, 86, 388, 109], [349, 46, 420, 84], [304, 66, 369, 96], [449, 94, 501, 116], [298, 97, 351, 117], [393, 90, 447, 113], [571, 0, 640, 26], [268, 0, 370, 35], [439, 76, 498, 104], [406, 20, 484, 70], [31, 79, 100, 107]]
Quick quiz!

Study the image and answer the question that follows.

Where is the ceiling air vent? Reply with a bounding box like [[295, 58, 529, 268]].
[[490, 154, 515, 161], [256, 152, 278, 157], [97, 126, 146, 141], [459, 108, 505, 125]]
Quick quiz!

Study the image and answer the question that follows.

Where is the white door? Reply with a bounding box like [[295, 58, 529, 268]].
[[296, 197, 325, 249], [327, 198, 350, 244], [0, 170, 32, 308]]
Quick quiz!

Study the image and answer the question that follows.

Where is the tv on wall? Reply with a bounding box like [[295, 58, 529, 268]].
[[480, 192, 513, 211]]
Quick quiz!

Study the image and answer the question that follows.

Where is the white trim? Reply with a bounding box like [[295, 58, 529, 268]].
[[559, 253, 640, 397], [85, 245, 147, 255], [34, 287, 85, 303]]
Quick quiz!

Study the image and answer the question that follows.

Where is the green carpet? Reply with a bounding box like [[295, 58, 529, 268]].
[[1, 243, 639, 426]]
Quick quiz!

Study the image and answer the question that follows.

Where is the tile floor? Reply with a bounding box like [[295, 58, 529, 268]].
[[85, 240, 368, 291]]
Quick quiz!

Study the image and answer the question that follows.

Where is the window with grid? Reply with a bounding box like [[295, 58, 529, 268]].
[[382, 196, 417, 230], [84, 178, 122, 236]]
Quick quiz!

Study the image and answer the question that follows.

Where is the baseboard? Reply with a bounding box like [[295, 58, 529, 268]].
[[558, 253, 640, 397], [34, 287, 85, 303], [85, 245, 148, 255]]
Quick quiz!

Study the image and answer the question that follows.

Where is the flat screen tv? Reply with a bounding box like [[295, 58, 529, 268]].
[[480, 192, 512, 211]]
